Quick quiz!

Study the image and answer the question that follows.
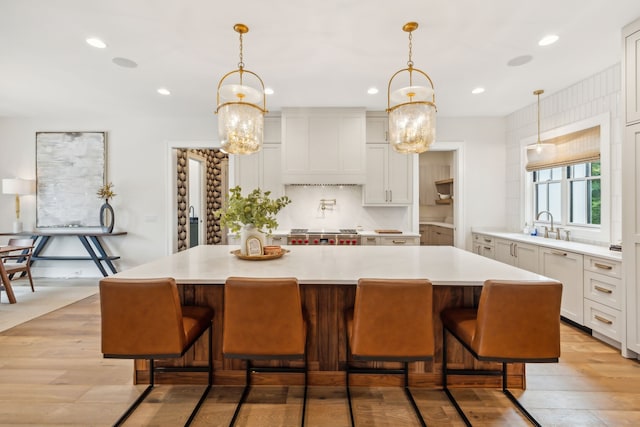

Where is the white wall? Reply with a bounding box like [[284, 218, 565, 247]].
[[437, 117, 508, 249], [504, 64, 622, 245], [0, 114, 506, 276], [0, 116, 216, 276]]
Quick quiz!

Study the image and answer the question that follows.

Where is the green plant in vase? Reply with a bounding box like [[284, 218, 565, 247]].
[[215, 186, 291, 255]]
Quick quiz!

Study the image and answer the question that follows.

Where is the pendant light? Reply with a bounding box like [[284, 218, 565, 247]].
[[526, 89, 556, 161], [215, 23, 267, 155], [387, 22, 437, 154]]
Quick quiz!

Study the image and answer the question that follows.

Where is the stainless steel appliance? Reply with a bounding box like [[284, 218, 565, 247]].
[[287, 229, 360, 245]]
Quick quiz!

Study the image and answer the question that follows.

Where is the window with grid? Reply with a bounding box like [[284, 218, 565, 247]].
[[532, 161, 601, 227]]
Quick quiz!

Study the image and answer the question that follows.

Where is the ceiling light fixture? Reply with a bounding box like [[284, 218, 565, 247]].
[[86, 37, 107, 49], [367, 87, 379, 95], [387, 22, 437, 154], [264, 88, 274, 95], [157, 88, 171, 95], [215, 23, 267, 155], [527, 89, 556, 157], [538, 34, 559, 46], [471, 87, 485, 94]]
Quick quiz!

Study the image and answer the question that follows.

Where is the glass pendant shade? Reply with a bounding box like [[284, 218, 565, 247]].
[[215, 23, 267, 155], [389, 102, 436, 153], [387, 22, 437, 154], [218, 102, 264, 155]]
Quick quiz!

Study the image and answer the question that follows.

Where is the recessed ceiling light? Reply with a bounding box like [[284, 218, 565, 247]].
[[264, 88, 274, 95], [86, 37, 107, 49], [507, 55, 533, 67], [157, 88, 171, 96], [367, 87, 379, 95], [538, 34, 559, 46], [471, 87, 485, 94], [112, 57, 138, 68]]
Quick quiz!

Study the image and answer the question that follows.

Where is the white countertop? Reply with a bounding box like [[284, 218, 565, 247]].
[[419, 222, 455, 229], [113, 245, 555, 286], [472, 229, 622, 261], [357, 230, 421, 237]]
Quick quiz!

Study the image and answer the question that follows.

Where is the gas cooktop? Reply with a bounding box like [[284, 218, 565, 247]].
[[290, 228, 358, 235]]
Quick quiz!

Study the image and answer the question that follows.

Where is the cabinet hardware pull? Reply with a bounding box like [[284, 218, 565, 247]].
[[594, 315, 613, 325], [483, 238, 491, 243], [272, 237, 282, 241], [551, 250, 567, 256], [389, 190, 392, 202], [484, 246, 492, 250], [366, 237, 376, 241], [594, 285, 613, 294], [392, 240, 406, 244], [594, 263, 613, 270]]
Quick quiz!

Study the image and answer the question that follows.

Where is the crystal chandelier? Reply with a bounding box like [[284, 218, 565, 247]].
[[387, 22, 437, 154], [215, 23, 267, 155]]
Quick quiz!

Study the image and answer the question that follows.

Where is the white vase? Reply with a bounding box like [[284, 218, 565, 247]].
[[240, 224, 266, 256]]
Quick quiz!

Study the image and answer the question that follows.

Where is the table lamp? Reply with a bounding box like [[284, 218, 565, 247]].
[[2, 178, 36, 233]]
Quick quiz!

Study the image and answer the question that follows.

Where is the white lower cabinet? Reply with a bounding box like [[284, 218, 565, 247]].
[[583, 299, 623, 342], [472, 233, 495, 258], [360, 235, 419, 246], [539, 247, 584, 325], [494, 238, 538, 272], [583, 256, 623, 344]]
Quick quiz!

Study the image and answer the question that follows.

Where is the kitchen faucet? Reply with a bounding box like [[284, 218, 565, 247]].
[[535, 210, 554, 238]]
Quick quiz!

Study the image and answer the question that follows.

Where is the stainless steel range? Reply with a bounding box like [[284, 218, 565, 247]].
[[287, 229, 360, 245]]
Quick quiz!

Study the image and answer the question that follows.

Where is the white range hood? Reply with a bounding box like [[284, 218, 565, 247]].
[[281, 107, 366, 185]]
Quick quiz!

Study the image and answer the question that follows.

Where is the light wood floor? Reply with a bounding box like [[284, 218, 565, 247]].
[[1, 293, 639, 426]]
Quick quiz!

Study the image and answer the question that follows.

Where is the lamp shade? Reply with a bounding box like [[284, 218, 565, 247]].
[[388, 102, 436, 154], [2, 178, 35, 195], [218, 102, 264, 154]]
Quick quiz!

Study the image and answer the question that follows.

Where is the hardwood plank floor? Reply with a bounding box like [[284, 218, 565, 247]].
[[0, 292, 639, 426]]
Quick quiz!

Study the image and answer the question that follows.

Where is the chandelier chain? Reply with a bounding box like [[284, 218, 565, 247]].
[[238, 32, 245, 70], [407, 31, 414, 68]]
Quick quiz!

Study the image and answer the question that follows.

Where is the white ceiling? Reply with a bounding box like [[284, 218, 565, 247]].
[[2, 0, 640, 119]]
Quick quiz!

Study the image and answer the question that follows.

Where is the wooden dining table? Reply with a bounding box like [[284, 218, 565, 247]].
[[0, 245, 33, 304]]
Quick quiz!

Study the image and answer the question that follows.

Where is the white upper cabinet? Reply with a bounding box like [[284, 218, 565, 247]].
[[625, 26, 640, 125], [281, 108, 366, 184], [233, 116, 284, 198], [363, 115, 413, 206]]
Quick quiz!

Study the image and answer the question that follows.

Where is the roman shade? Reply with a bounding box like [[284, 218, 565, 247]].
[[525, 125, 600, 172]]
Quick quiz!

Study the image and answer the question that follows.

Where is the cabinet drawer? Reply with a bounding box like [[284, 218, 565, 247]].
[[362, 236, 378, 246], [584, 271, 622, 310], [584, 256, 622, 279], [379, 236, 419, 246], [583, 299, 623, 342], [473, 233, 494, 246]]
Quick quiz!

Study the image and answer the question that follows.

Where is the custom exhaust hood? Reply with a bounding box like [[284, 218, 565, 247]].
[[281, 107, 367, 185]]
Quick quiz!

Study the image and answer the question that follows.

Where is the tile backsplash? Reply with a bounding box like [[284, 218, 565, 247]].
[[276, 185, 410, 231]]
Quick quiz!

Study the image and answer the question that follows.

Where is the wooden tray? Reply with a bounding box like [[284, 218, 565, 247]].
[[230, 249, 289, 261], [374, 229, 402, 234]]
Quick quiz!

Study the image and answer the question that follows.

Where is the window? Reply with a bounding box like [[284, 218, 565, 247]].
[[532, 161, 601, 227], [568, 162, 600, 225]]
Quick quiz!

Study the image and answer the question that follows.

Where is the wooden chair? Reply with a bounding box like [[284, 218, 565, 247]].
[[441, 280, 562, 427], [345, 278, 434, 427], [223, 277, 308, 427], [1, 238, 35, 292], [99, 277, 214, 427]]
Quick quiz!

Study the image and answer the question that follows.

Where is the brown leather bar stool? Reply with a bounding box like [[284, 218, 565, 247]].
[[100, 277, 214, 427], [223, 277, 308, 427], [441, 280, 562, 427], [345, 278, 434, 427]]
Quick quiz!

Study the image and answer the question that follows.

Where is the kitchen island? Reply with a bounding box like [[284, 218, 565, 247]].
[[112, 245, 556, 389]]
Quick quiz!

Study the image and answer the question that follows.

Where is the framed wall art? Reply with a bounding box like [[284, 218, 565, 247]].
[[35, 131, 107, 228]]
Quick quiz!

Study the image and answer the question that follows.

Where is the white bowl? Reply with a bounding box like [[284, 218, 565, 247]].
[[438, 193, 451, 199]]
